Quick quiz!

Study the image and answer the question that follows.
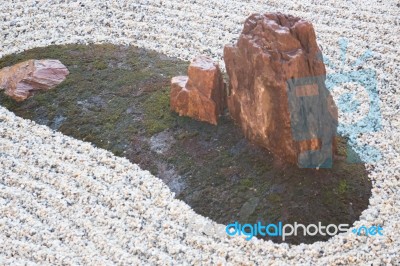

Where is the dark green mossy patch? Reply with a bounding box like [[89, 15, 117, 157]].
[[93, 60, 108, 70], [338, 179, 349, 194], [143, 88, 175, 135], [240, 178, 254, 188], [0, 44, 372, 245]]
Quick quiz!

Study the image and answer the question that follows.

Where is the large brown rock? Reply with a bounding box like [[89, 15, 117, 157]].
[[0, 59, 69, 101], [224, 13, 338, 168], [170, 56, 225, 125]]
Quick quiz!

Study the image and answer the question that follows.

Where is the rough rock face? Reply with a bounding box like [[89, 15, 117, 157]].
[[0, 59, 69, 101], [170, 56, 225, 125], [224, 13, 338, 167]]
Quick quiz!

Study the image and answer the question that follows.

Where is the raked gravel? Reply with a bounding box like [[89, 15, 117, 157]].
[[0, 0, 399, 265]]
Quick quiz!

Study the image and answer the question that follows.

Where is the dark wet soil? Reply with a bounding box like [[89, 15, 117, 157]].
[[0, 44, 372, 245]]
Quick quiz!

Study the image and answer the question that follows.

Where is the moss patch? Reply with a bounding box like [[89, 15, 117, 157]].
[[0, 44, 372, 245], [143, 88, 175, 135], [338, 179, 348, 194], [240, 178, 253, 188]]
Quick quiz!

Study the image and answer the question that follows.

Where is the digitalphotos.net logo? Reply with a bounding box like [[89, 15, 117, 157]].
[[287, 38, 382, 168], [226, 221, 384, 241]]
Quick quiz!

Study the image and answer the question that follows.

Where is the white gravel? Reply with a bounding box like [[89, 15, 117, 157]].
[[1, 0, 399, 265]]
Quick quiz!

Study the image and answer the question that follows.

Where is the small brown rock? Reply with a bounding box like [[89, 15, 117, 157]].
[[170, 56, 225, 125], [0, 59, 69, 101]]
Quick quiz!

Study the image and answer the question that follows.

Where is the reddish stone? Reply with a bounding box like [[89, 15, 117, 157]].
[[170, 56, 225, 125], [224, 13, 338, 167], [0, 59, 69, 101]]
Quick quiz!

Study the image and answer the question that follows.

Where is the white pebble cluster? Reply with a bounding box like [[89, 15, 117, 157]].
[[1, 0, 399, 265]]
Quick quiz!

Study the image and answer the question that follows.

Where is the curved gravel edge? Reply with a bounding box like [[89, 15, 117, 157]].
[[0, 0, 399, 265]]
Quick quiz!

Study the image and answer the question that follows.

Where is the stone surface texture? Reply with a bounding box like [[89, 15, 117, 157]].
[[170, 56, 225, 125], [224, 12, 338, 167], [0, 59, 69, 101]]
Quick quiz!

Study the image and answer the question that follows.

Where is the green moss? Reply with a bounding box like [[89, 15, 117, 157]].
[[267, 193, 282, 203], [123, 125, 139, 135], [217, 150, 234, 167], [176, 130, 199, 140], [338, 179, 348, 194], [0, 93, 18, 109], [32, 91, 51, 105], [0, 44, 372, 245], [104, 122, 115, 131], [322, 190, 334, 205], [93, 60, 107, 70], [178, 153, 195, 174], [143, 88, 175, 135], [82, 133, 97, 143], [112, 149, 124, 157], [240, 178, 253, 188], [104, 111, 123, 124]]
